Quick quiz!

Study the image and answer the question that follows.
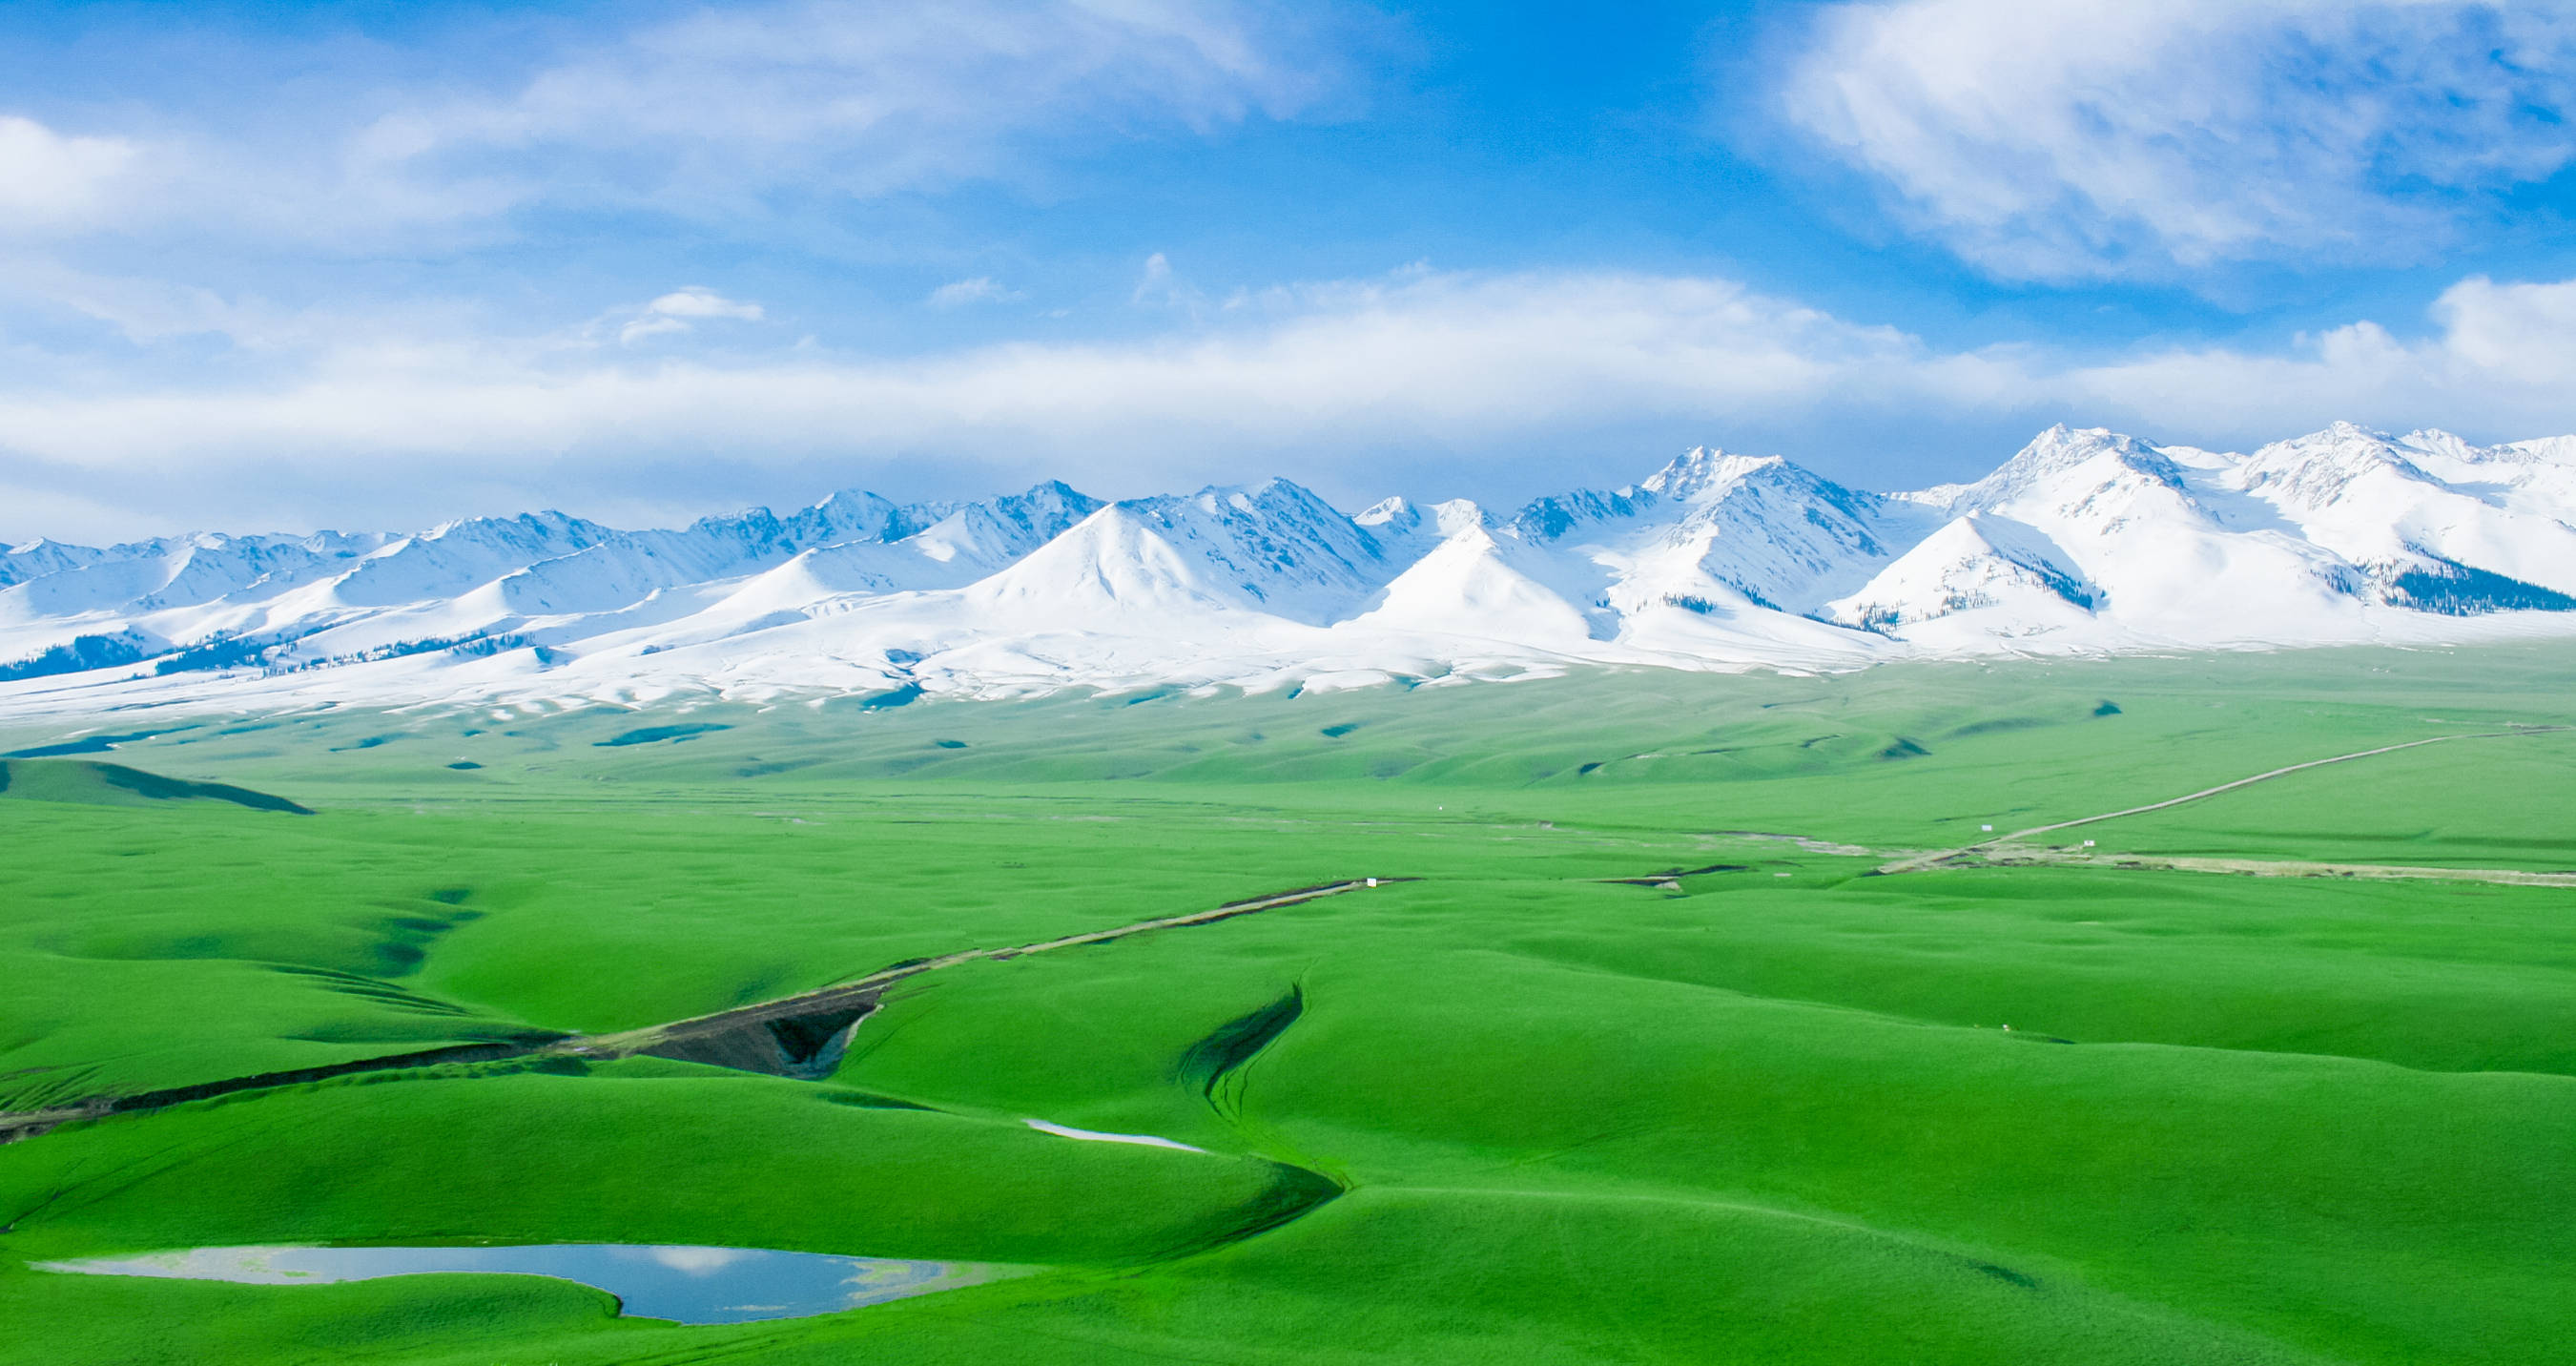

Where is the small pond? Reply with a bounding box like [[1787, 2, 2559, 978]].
[[37, 1244, 1024, 1324]]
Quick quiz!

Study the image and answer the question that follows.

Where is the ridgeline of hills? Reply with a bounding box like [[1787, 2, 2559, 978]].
[[6, 422, 2575, 714]]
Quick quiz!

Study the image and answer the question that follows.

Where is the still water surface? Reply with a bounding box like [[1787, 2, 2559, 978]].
[[38, 1243, 1022, 1323]]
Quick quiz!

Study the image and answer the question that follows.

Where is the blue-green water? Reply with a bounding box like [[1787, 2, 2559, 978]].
[[38, 1243, 1020, 1323]]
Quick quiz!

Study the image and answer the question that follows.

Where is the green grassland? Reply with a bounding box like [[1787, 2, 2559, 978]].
[[2, 642, 2572, 1363]]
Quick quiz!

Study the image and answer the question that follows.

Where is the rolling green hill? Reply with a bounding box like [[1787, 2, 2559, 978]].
[[0, 759, 311, 815], [2, 643, 2571, 1364]]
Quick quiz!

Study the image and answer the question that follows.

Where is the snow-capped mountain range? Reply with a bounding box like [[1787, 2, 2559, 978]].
[[6, 422, 2574, 715]]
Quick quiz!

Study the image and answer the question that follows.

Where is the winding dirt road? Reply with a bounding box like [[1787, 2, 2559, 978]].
[[0, 879, 1398, 1144], [1877, 724, 2570, 875]]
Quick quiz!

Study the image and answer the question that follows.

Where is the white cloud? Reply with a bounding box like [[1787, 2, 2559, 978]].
[[1781, 0, 2576, 279], [0, 115, 141, 230], [345, 0, 1353, 221], [610, 287, 765, 344], [645, 287, 764, 321], [616, 315, 694, 345], [927, 277, 1024, 308], [8, 262, 2576, 540], [0, 1, 1357, 252], [2060, 275, 2576, 434], [1132, 252, 1206, 310], [2429, 276, 2576, 389], [0, 268, 1939, 477]]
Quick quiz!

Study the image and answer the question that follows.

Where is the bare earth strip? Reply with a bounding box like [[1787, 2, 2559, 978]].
[[1878, 725, 2573, 876], [567, 880, 1393, 1065], [1972, 848, 2576, 888], [0, 879, 1395, 1144]]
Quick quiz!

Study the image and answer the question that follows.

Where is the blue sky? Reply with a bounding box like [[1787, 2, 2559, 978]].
[[5, 0, 2576, 540]]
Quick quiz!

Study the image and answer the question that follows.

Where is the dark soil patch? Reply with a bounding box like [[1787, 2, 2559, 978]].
[[644, 1001, 876, 1081]]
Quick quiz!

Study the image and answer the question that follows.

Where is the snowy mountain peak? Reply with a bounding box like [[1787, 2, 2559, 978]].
[[1008, 479, 1098, 513], [420, 509, 610, 547], [1355, 496, 1414, 528], [2237, 425, 2439, 509], [1358, 497, 1492, 546], [1426, 499, 1491, 536], [961, 488, 1382, 627], [1161, 476, 1348, 525], [1639, 447, 1785, 501], [2507, 435, 2576, 466], [875, 482, 1103, 579], [783, 488, 905, 547], [1826, 510, 2099, 634], [2395, 428, 2484, 463], [963, 503, 1233, 618], [959, 481, 1104, 540], [1351, 515, 1601, 645], [9, 420, 2576, 713], [1509, 486, 1651, 542], [1928, 425, 2186, 516]]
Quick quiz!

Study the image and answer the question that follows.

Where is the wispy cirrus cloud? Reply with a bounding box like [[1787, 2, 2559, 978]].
[[1779, 0, 2576, 280], [926, 277, 1026, 308], [0, 0, 1367, 254], [350, 0, 1362, 219]]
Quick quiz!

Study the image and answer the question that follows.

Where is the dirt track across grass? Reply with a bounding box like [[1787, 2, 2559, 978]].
[[1877, 725, 2572, 876], [0, 879, 1398, 1144], [1970, 848, 2576, 888]]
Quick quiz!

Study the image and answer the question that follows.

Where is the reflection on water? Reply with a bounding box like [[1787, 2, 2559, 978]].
[[36, 1244, 1026, 1324]]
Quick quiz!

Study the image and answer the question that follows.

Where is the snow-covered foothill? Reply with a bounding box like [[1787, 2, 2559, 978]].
[[5, 422, 2575, 716]]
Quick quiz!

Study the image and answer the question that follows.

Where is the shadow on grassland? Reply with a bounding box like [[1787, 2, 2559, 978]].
[[0, 758, 312, 814]]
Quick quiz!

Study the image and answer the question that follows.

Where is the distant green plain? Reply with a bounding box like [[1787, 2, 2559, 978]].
[[3, 642, 2572, 1364]]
